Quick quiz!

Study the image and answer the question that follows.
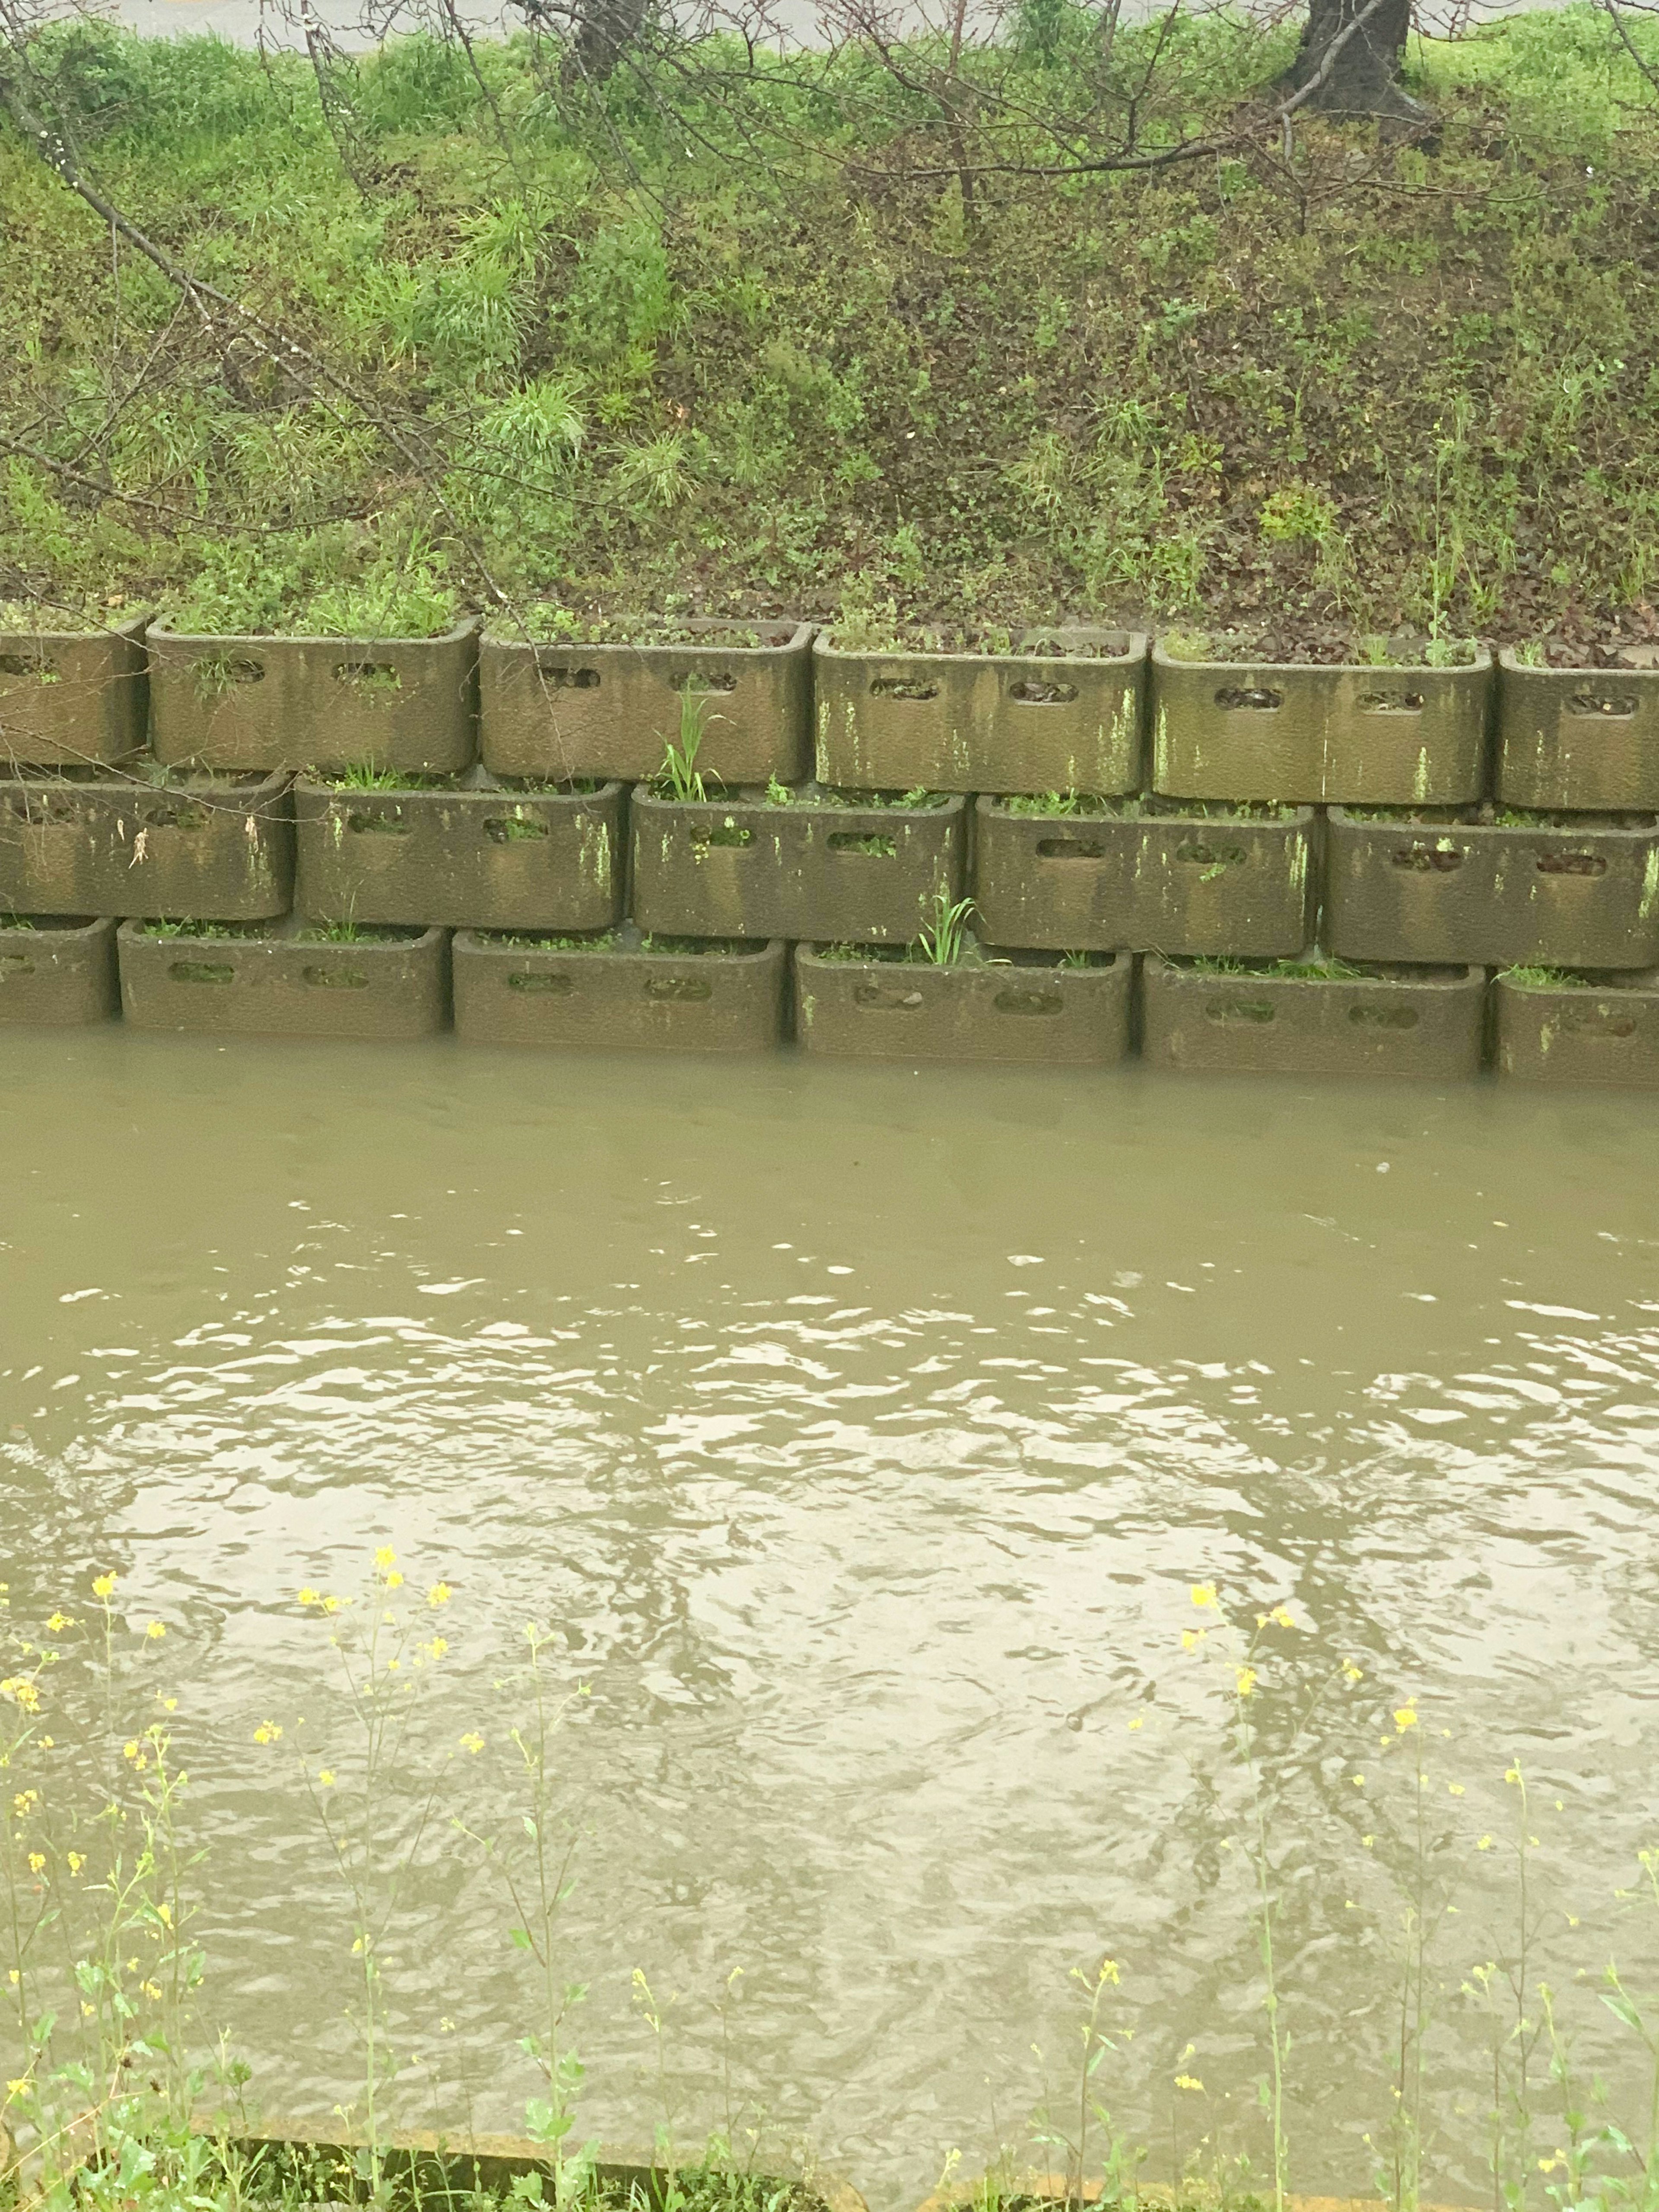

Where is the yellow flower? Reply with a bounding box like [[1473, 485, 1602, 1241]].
[[1271, 1606, 1296, 1629], [1351, 1775, 1365, 1788], [1236, 1667, 1258, 1698], [375, 1547, 397, 1572], [322, 1595, 343, 1615], [0, 1677, 40, 1714], [428, 1638, 448, 1661], [122, 1740, 139, 1762], [6, 2076, 29, 2095], [1190, 1583, 1218, 1610], [1101, 1958, 1120, 1983], [144, 1622, 166, 1642], [1181, 1629, 1204, 1652], [428, 1583, 452, 1608], [318, 1770, 336, 1788], [1174, 2075, 1205, 2092], [1505, 1763, 1522, 1784], [459, 1732, 484, 1754], [385, 1570, 404, 1591], [253, 1721, 283, 1746], [46, 1613, 72, 1633], [26, 1853, 44, 1875], [1342, 1661, 1363, 1684], [67, 1852, 83, 1874], [1394, 1705, 1418, 1732], [142, 1981, 162, 2001], [297, 1587, 321, 1607], [1478, 1834, 1493, 1850], [1448, 1782, 1465, 1797], [1127, 1714, 1145, 1732], [92, 1573, 117, 1600]]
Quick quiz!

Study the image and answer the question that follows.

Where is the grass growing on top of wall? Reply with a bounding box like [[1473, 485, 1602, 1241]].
[[3, 7, 1659, 645]]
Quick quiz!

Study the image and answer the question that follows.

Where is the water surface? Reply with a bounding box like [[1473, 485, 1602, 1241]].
[[3, 1033, 1657, 2207]]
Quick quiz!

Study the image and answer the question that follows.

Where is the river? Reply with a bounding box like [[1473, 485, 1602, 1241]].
[[3, 1030, 1657, 2210]]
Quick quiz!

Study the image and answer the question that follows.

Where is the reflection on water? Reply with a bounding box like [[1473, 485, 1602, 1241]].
[[3, 1031, 1658, 2208]]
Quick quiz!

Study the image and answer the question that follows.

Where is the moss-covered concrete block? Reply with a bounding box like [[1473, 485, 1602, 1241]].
[[1151, 643, 1492, 804], [972, 797, 1315, 957], [1496, 652, 1659, 811], [813, 630, 1146, 795], [1494, 969, 1659, 1086], [632, 788, 966, 942], [454, 931, 786, 1051], [480, 622, 811, 785], [1325, 806, 1659, 968], [0, 768, 293, 920], [294, 773, 623, 931], [118, 919, 449, 1039], [793, 944, 1131, 1063], [1141, 952, 1487, 1077], [0, 915, 118, 1025], [0, 619, 147, 769], [147, 621, 478, 774]]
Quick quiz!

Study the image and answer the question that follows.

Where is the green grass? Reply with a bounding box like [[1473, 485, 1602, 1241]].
[[5, 12, 1659, 646], [1000, 791, 1128, 819], [299, 919, 423, 943], [137, 917, 266, 940], [326, 763, 440, 791], [1500, 964, 1592, 988], [1186, 953, 1369, 980]]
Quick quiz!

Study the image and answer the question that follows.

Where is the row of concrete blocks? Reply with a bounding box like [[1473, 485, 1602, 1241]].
[[3, 916, 1656, 1086], [2, 776, 1656, 974], [6, 619, 1659, 809]]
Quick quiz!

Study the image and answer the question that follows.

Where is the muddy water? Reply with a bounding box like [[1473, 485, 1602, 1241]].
[[4, 1031, 1659, 2209]]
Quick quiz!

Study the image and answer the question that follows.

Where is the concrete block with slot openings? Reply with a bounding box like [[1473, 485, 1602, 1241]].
[[1150, 642, 1491, 805], [1494, 968, 1659, 1086], [0, 768, 292, 919], [812, 631, 1146, 796], [972, 798, 1316, 957], [294, 773, 623, 932], [453, 932, 787, 1051], [1496, 651, 1659, 811], [117, 919, 449, 1039], [480, 622, 811, 785], [1324, 807, 1659, 968], [792, 944, 1131, 1063], [0, 619, 147, 769], [0, 915, 118, 1025], [631, 788, 966, 943], [1141, 952, 1487, 1077], [147, 621, 478, 774]]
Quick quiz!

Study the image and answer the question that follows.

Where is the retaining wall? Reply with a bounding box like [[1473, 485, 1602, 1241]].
[[1, 618, 1655, 1081]]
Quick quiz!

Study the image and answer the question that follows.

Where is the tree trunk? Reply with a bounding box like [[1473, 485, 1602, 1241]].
[[571, 0, 648, 81], [1289, 0, 1429, 123]]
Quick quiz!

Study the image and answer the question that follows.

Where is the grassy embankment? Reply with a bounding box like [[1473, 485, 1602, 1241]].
[[2, 11, 1659, 648]]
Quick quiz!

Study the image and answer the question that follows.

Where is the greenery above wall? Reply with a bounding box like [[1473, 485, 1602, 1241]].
[[3, 8, 1659, 652]]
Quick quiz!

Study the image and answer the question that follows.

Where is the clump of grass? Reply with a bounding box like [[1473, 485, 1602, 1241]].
[[656, 692, 718, 802], [911, 890, 976, 966], [1186, 952, 1368, 980], [1001, 791, 1128, 820], [138, 917, 266, 940], [1500, 964, 1591, 989], [481, 929, 620, 950], [326, 763, 440, 792], [299, 919, 423, 944]]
